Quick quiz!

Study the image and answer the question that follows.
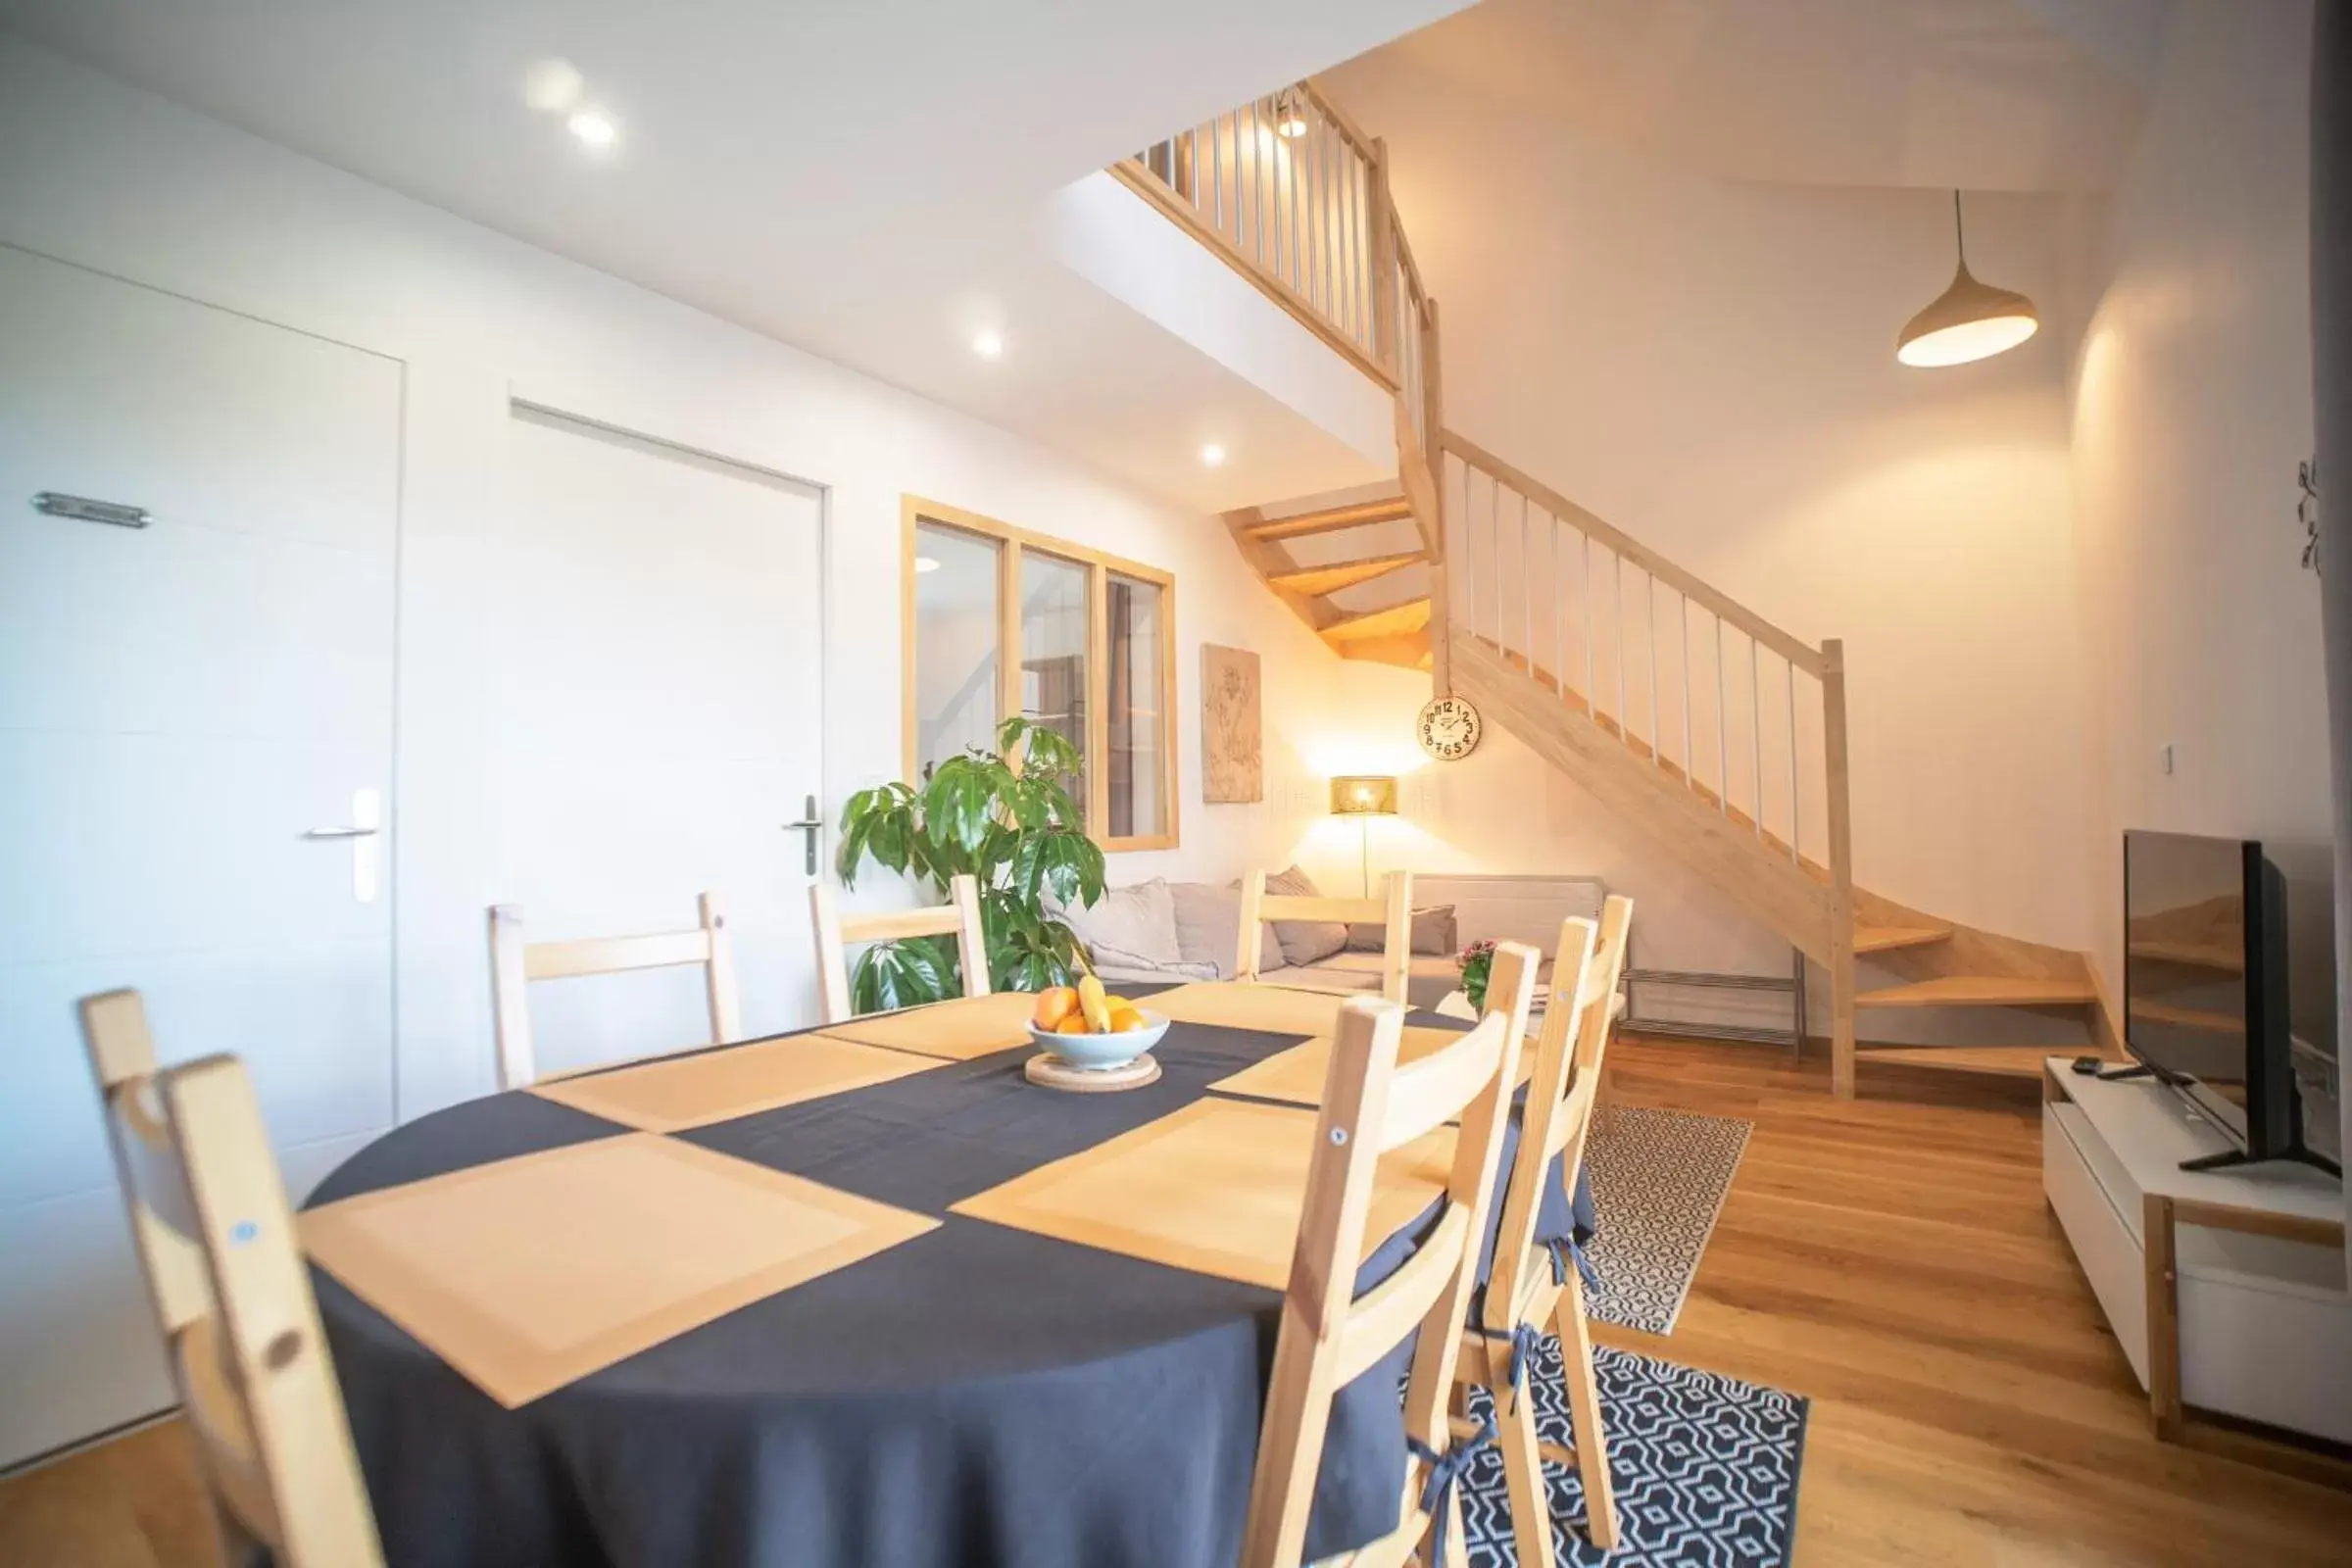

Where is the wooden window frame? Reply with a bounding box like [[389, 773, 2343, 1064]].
[[901, 496, 1179, 853]]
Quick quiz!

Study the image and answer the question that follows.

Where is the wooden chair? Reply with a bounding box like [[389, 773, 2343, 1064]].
[[1238, 868, 1415, 1005], [78, 989, 385, 1568], [808, 873, 989, 1025], [1241, 942, 1543, 1568], [488, 892, 741, 1090], [1452, 895, 1634, 1564]]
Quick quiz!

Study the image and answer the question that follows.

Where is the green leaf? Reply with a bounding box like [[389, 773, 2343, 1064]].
[[850, 936, 956, 1014]]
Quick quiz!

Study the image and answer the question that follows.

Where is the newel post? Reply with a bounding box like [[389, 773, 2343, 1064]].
[[1821, 637, 1857, 1099]]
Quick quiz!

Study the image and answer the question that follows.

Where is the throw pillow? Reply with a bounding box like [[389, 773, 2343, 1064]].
[[1054, 878, 1181, 973], [1264, 864, 1348, 967], [1221, 878, 1289, 973], [1345, 905, 1458, 956], [1168, 882, 1242, 980]]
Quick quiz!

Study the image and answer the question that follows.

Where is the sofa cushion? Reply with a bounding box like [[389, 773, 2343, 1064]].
[[1264, 865, 1348, 967], [1210, 879, 1287, 973], [1345, 905, 1458, 956], [1168, 881, 1245, 980], [1056, 878, 1181, 973]]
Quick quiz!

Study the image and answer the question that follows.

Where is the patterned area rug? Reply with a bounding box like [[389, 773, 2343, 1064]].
[[1459, 1341, 1807, 1568], [1581, 1104, 1752, 1337]]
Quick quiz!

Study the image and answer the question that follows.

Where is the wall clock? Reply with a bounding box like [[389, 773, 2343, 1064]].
[[1417, 695, 1482, 761]]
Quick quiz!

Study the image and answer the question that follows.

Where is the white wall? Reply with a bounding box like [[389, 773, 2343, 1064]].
[[0, 35, 1348, 1121], [1315, 47, 2098, 1029], [2068, 0, 2329, 1004]]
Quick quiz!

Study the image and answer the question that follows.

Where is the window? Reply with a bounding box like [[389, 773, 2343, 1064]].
[[902, 498, 1176, 851]]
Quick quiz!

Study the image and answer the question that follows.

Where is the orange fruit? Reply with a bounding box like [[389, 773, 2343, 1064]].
[[1112, 1011, 1150, 1034], [1054, 1014, 1092, 1035], [1032, 987, 1078, 1030]]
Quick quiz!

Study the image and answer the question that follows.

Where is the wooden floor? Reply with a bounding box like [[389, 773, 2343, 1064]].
[[3, 1038, 2347, 1566]]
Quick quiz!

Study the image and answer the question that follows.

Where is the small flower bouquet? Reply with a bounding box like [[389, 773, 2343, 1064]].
[[1457, 939, 1498, 1010]]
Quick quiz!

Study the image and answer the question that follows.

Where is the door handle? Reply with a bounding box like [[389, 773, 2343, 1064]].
[[785, 794, 822, 876], [307, 789, 381, 903]]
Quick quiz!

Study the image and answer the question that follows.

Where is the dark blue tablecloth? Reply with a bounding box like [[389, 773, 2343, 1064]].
[[307, 990, 1592, 1568]]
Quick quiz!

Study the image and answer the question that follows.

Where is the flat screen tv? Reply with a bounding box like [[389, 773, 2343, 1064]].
[[2123, 830, 2337, 1174]]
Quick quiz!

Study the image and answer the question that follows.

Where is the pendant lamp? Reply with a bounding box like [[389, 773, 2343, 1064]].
[[1896, 191, 2039, 368]]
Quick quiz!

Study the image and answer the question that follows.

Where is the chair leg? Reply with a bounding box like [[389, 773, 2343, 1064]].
[[1441, 1488, 1470, 1568], [1496, 1373, 1557, 1568], [1553, 1274, 1618, 1550]]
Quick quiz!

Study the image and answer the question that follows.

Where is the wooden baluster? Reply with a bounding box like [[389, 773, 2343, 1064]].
[[1749, 635, 1764, 839], [1492, 474, 1504, 659], [1212, 112, 1225, 238], [1787, 659, 1800, 863], [1250, 102, 1265, 270], [1583, 532, 1596, 708], [1715, 615, 1730, 815], [1524, 491, 1543, 676], [1552, 511, 1567, 700], [1679, 594, 1693, 789], [1613, 554, 1628, 743], [1369, 139, 1396, 371], [1646, 572, 1661, 770]]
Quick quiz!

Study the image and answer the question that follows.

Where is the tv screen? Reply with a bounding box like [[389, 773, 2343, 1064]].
[[2124, 831, 2253, 1139], [2124, 830, 2336, 1163]]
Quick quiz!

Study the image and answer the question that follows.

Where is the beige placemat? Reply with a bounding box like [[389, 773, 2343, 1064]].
[[1140, 982, 1362, 1039], [951, 1099, 1452, 1290], [527, 1035, 941, 1132], [299, 1134, 938, 1408], [813, 990, 1040, 1060], [1206, 1025, 1523, 1111]]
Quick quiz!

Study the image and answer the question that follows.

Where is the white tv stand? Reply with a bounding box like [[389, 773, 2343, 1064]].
[[2040, 1060, 2349, 1456]]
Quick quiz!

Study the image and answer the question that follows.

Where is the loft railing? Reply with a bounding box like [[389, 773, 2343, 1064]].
[[1438, 430, 1856, 964], [1119, 81, 1398, 393]]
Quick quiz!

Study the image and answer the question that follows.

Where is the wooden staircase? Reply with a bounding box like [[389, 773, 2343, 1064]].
[[1119, 79, 2110, 1097]]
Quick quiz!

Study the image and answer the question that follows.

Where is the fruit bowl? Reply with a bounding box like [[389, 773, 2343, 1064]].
[[1027, 980, 1169, 1070], [1026, 1010, 1169, 1070]]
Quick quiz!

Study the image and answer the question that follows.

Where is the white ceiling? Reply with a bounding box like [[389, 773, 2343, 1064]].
[[0, 0, 1467, 508], [1326, 0, 2165, 194]]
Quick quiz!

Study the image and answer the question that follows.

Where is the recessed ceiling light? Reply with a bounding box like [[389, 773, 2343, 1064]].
[[523, 59, 583, 114], [914, 556, 941, 573], [567, 109, 618, 149], [971, 330, 1004, 360], [1200, 443, 1227, 467]]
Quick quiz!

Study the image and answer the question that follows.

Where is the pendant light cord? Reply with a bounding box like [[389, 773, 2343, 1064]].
[[1953, 189, 1967, 268]]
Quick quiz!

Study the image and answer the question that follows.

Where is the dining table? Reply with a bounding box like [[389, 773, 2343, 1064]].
[[301, 980, 1592, 1568]]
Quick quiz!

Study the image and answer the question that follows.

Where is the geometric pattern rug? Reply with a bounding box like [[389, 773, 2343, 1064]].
[[1459, 1340, 1807, 1567], [1580, 1105, 1753, 1337]]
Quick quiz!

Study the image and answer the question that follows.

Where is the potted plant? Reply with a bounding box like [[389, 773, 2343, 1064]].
[[833, 716, 1106, 1013], [1457, 938, 1498, 1011]]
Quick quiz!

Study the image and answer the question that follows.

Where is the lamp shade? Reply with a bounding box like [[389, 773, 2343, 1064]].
[[1896, 260, 2039, 368], [1329, 775, 1398, 815]]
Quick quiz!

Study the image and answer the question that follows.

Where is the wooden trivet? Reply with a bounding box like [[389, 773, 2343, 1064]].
[[1023, 1051, 1161, 1094]]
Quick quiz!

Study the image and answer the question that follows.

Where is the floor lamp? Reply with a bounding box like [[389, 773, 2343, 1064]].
[[1328, 776, 1398, 897]]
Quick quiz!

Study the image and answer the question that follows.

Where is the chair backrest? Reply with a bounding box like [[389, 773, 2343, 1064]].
[[1237, 868, 1414, 1004], [78, 990, 386, 1568], [1480, 895, 1633, 1338], [487, 891, 741, 1090], [808, 872, 989, 1025], [1241, 942, 1543, 1568]]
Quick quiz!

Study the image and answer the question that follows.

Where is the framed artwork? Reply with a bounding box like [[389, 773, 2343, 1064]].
[[1200, 645, 1262, 804]]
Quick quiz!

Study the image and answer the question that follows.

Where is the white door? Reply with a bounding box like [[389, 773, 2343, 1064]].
[[0, 248, 400, 1467], [486, 407, 824, 1074]]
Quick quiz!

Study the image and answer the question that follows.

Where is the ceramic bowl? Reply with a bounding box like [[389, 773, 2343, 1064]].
[[1027, 1009, 1169, 1070]]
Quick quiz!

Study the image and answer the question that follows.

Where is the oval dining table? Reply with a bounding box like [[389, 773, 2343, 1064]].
[[302, 981, 1591, 1568]]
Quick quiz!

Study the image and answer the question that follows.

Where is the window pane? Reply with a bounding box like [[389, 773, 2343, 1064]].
[[912, 522, 1001, 781], [1019, 552, 1089, 814], [1104, 573, 1166, 839]]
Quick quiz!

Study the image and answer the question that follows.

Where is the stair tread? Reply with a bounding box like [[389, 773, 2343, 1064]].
[[1267, 552, 1422, 596], [1250, 498, 1412, 541], [1853, 923, 1954, 955], [1854, 976, 2097, 1008], [1322, 596, 1431, 641], [1852, 1045, 2098, 1078]]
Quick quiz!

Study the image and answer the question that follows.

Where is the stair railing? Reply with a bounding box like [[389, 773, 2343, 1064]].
[[1440, 430, 1858, 1079], [1117, 82, 1396, 394]]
